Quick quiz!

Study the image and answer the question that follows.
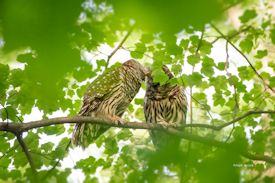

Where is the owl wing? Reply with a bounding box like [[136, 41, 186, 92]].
[[78, 64, 122, 116], [72, 64, 122, 147]]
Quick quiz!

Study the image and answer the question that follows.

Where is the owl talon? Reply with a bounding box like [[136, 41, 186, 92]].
[[170, 123, 181, 128], [116, 118, 126, 125], [158, 121, 170, 129], [158, 121, 180, 129], [109, 116, 126, 125]]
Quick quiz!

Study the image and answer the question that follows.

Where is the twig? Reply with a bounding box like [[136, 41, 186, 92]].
[[167, 128, 275, 163], [30, 151, 54, 161], [190, 28, 204, 130], [225, 41, 239, 116], [16, 134, 37, 179], [0, 144, 20, 160], [105, 27, 134, 69], [211, 26, 251, 44], [184, 110, 274, 130], [222, 0, 245, 11], [186, 29, 204, 162], [211, 24, 274, 93], [225, 123, 235, 143], [0, 104, 9, 123]]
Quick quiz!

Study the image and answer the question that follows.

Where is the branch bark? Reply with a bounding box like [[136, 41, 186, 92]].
[[1, 110, 275, 164]]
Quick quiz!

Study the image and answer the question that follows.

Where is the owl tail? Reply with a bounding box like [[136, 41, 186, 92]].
[[72, 123, 109, 149]]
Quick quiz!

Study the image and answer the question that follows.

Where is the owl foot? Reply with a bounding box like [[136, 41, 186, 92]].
[[158, 121, 170, 129], [109, 115, 126, 126], [158, 121, 180, 129], [169, 123, 182, 129]]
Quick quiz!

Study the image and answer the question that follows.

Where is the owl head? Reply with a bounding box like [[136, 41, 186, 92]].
[[123, 59, 149, 80]]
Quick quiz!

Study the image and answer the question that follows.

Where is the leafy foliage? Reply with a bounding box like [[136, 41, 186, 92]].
[[0, 0, 275, 182]]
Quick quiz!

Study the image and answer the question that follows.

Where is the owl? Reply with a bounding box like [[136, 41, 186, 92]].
[[72, 59, 148, 148], [144, 65, 187, 150]]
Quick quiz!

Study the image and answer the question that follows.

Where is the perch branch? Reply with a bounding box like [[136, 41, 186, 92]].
[[1, 110, 275, 164]]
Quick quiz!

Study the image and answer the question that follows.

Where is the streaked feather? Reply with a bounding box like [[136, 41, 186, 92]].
[[144, 66, 187, 150]]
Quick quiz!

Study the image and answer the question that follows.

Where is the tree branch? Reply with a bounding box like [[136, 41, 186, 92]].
[[105, 27, 134, 69], [1, 110, 275, 164], [210, 24, 274, 93], [16, 134, 37, 179]]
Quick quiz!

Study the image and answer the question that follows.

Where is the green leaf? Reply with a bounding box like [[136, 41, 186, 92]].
[[130, 43, 146, 59], [270, 28, 275, 44], [134, 98, 143, 105], [54, 137, 70, 159], [261, 72, 270, 80], [199, 40, 212, 54], [0, 64, 10, 82], [239, 38, 253, 53], [41, 142, 55, 153], [182, 72, 203, 86], [0, 106, 18, 122], [171, 64, 182, 75], [152, 69, 169, 85], [201, 56, 215, 76], [166, 43, 183, 55], [135, 107, 144, 120], [238, 66, 253, 80], [213, 92, 225, 106], [187, 55, 200, 66], [104, 138, 119, 156], [254, 50, 267, 58], [239, 9, 257, 23], [117, 129, 133, 140], [254, 61, 263, 70], [17, 53, 35, 63], [232, 126, 249, 150], [190, 35, 199, 46], [9, 69, 25, 87], [43, 125, 65, 136], [193, 92, 206, 103], [76, 156, 97, 174], [268, 62, 275, 71], [141, 34, 154, 43], [210, 76, 228, 90], [180, 39, 189, 49], [270, 76, 275, 87], [96, 59, 107, 68], [84, 177, 99, 183], [216, 62, 226, 70], [252, 130, 267, 154]]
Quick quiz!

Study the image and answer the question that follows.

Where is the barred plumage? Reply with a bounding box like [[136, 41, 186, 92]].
[[144, 65, 187, 150], [72, 59, 147, 148]]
